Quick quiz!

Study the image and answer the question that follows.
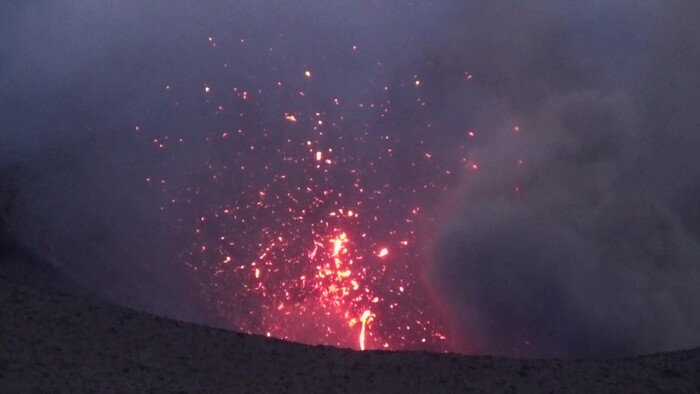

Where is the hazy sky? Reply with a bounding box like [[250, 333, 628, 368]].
[[2, 1, 699, 358]]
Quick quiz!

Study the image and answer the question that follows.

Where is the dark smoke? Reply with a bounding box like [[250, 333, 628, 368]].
[[427, 2, 700, 357], [2, 2, 700, 357]]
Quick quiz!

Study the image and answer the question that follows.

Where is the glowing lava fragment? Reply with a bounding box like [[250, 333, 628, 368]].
[[151, 37, 455, 354], [359, 310, 373, 351]]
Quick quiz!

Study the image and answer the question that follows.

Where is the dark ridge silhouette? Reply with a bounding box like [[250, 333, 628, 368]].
[[1, 277, 699, 392]]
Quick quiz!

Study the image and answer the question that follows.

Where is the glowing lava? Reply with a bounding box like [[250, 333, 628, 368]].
[[359, 310, 373, 351], [133, 30, 498, 353]]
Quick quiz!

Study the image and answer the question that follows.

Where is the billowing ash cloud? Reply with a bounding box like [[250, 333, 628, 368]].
[[428, 2, 700, 357], [1, 1, 699, 357]]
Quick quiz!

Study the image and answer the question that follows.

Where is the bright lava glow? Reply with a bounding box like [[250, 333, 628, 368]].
[[359, 310, 373, 351], [133, 32, 521, 353]]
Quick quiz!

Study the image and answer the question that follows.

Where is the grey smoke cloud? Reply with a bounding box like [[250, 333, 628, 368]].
[[432, 90, 700, 357], [428, 2, 700, 357], [1, 1, 699, 357]]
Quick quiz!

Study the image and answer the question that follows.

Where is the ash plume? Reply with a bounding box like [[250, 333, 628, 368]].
[[427, 2, 700, 357]]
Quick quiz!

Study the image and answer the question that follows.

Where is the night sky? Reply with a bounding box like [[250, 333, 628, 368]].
[[2, 1, 700, 358]]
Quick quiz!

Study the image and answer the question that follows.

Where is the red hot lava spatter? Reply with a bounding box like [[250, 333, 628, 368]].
[[136, 38, 508, 352]]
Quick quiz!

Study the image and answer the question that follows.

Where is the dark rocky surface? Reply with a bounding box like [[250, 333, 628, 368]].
[[1, 278, 699, 393]]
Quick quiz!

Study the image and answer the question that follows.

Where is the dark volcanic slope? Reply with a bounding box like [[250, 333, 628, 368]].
[[1, 279, 699, 393]]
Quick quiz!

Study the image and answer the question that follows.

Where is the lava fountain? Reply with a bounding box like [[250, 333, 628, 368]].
[[134, 35, 485, 352]]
